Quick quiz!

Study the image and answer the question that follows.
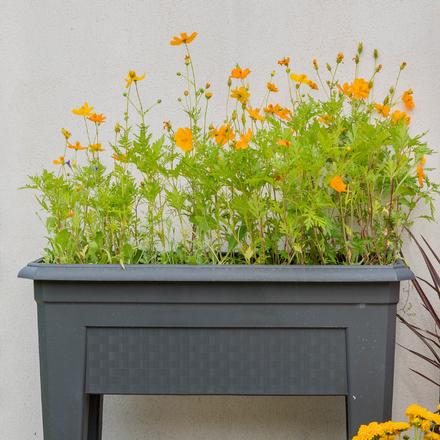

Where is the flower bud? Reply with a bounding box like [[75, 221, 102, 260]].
[[286, 68, 290, 73], [347, 146, 352, 152], [389, 87, 394, 94], [368, 81, 374, 89], [227, 78, 232, 87], [206, 83, 210, 89], [232, 110, 237, 121], [271, 70, 275, 77], [115, 123, 121, 133], [383, 96, 389, 105], [241, 114, 246, 125], [157, 99, 162, 103], [375, 64, 382, 72], [177, 72, 181, 76], [123, 93, 127, 97], [358, 42, 363, 54], [178, 98, 182, 102], [354, 55, 359, 64], [326, 63, 332, 71], [295, 83, 300, 89], [205, 92, 212, 99], [400, 62, 407, 70], [199, 88, 204, 94], [184, 90, 189, 96], [374, 49, 378, 59], [336, 53, 344, 63], [140, 181, 144, 186]]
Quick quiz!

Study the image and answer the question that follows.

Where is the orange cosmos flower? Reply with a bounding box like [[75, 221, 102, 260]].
[[277, 139, 291, 147], [263, 103, 280, 113], [61, 128, 71, 139], [111, 153, 126, 162], [125, 71, 146, 88], [246, 106, 265, 121], [307, 80, 319, 90], [290, 73, 309, 84], [330, 176, 347, 193], [274, 107, 292, 121], [417, 165, 426, 187], [87, 113, 106, 123], [68, 141, 87, 150], [318, 114, 334, 125], [391, 110, 411, 125], [278, 57, 290, 66], [89, 143, 105, 152], [210, 124, 235, 147], [337, 83, 351, 98], [349, 78, 370, 99], [420, 156, 426, 164], [230, 86, 250, 103], [374, 103, 390, 118], [77, 186, 82, 190], [266, 82, 278, 92], [67, 211, 74, 217], [402, 89, 415, 110], [72, 102, 94, 116], [53, 156, 65, 165], [230, 67, 251, 79], [235, 129, 253, 149], [175, 127, 193, 152], [170, 32, 198, 46]]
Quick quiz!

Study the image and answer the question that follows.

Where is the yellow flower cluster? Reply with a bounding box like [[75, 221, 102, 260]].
[[352, 420, 411, 440], [406, 404, 440, 427]]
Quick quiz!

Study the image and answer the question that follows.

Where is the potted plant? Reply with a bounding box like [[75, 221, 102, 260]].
[[19, 34, 438, 440]]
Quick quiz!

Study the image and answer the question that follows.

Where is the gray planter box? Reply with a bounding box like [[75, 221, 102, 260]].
[[18, 261, 414, 440]]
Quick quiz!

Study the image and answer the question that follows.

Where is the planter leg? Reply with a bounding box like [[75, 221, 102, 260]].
[[345, 307, 396, 439], [85, 394, 103, 440]]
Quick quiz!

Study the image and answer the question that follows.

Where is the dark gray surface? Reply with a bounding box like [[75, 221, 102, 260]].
[[19, 262, 414, 440], [19, 259, 414, 282], [86, 327, 347, 395]]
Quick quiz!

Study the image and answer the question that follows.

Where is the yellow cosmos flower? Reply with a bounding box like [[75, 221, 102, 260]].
[[424, 432, 440, 440], [125, 71, 146, 89], [246, 106, 265, 121], [235, 129, 253, 149], [290, 73, 309, 84], [170, 32, 198, 46], [67, 141, 87, 150], [330, 176, 347, 193], [230, 86, 250, 103], [266, 82, 278, 92], [89, 143, 105, 153], [72, 102, 94, 116], [175, 127, 193, 152]]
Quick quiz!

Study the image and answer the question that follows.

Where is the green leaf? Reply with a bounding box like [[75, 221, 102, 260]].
[[55, 229, 69, 249], [122, 243, 134, 261], [227, 235, 238, 253], [95, 231, 104, 248]]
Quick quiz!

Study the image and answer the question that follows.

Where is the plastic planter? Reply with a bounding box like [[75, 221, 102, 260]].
[[18, 260, 414, 440]]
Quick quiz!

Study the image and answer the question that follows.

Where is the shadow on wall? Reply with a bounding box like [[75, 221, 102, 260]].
[[103, 395, 346, 440]]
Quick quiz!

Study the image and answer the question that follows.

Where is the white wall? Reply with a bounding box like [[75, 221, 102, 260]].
[[1, 0, 440, 438]]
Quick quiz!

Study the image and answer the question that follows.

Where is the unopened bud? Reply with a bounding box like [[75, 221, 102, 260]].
[[184, 90, 189, 96], [123, 93, 127, 97], [374, 49, 378, 59], [375, 64, 382, 72], [326, 63, 332, 71], [336, 53, 344, 63], [178, 98, 182, 102], [176, 72, 181, 76], [295, 83, 300, 89], [199, 88, 204, 94], [400, 62, 407, 70], [389, 87, 394, 94], [227, 78, 232, 87], [157, 99, 162, 103], [383, 96, 389, 105], [286, 68, 290, 73], [205, 83, 210, 89], [271, 70, 275, 76], [368, 81, 374, 88], [347, 146, 352, 152], [354, 55, 359, 64], [241, 114, 246, 125], [232, 110, 237, 121], [358, 42, 363, 54], [115, 123, 121, 133]]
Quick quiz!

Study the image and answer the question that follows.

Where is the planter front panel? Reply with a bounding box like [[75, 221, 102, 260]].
[[85, 327, 347, 395]]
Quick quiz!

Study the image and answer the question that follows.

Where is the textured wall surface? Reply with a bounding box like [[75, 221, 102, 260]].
[[1, 0, 440, 438]]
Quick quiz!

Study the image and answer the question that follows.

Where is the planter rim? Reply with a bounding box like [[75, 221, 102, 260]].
[[18, 259, 414, 283]]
